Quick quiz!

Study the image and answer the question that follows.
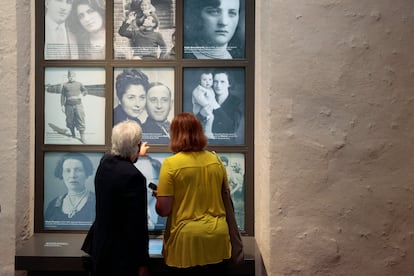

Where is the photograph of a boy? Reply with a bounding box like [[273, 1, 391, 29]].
[[114, 0, 175, 60], [118, 12, 166, 59]]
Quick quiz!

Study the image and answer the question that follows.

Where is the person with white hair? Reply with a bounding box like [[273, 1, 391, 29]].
[[82, 120, 151, 276]]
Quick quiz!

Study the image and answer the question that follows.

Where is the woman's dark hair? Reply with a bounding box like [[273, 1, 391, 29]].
[[228, 0, 245, 58], [213, 69, 232, 87], [54, 153, 94, 180], [169, 112, 207, 153], [184, 0, 221, 44], [68, 0, 105, 41], [115, 69, 150, 101]]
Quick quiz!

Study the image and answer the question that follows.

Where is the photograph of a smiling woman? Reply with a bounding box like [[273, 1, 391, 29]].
[[113, 67, 175, 145], [183, 0, 245, 59]]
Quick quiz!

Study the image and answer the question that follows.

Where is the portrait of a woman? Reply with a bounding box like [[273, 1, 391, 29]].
[[183, 0, 245, 59], [113, 69, 150, 126], [69, 0, 106, 59], [44, 153, 96, 229], [183, 67, 245, 145]]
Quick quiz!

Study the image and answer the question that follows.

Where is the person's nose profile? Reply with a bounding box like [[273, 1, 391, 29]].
[[84, 14, 92, 22], [61, 3, 71, 10], [156, 100, 162, 108], [217, 14, 229, 26]]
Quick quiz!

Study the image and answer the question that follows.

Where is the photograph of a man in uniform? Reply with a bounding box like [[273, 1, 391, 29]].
[[45, 67, 106, 145], [60, 70, 88, 143]]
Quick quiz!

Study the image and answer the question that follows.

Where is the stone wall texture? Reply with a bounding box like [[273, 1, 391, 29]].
[[1, 0, 413, 275], [255, 1, 414, 275]]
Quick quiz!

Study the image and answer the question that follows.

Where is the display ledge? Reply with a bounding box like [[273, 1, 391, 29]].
[[15, 233, 266, 275]]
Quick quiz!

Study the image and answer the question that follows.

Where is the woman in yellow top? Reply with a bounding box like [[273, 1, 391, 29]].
[[155, 112, 231, 274]]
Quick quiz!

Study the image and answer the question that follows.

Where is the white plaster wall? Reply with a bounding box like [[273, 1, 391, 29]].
[[0, 2, 17, 275], [255, 0, 414, 275], [1, 0, 414, 275], [0, 0, 33, 275], [0, 0, 18, 275]]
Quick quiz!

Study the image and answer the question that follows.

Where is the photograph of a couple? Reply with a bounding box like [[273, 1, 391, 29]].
[[183, 67, 245, 145], [113, 67, 174, 144], [44, 0, 106, 60]]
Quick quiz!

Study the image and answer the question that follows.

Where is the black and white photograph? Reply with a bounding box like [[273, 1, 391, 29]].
[[183, 0, 245, 59], [135, 152, 172, 231], [113, 0, 176, 60], [43, 152, 103, 230], [44, 67, 106, 145], [44, 0, 106, 60], [113, 67, 174, 144], [218, 152, 245, 230], [183, 67, 245, 145]]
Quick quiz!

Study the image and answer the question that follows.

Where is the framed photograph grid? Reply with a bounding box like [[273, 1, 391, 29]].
[[35, 0, 254, 235]]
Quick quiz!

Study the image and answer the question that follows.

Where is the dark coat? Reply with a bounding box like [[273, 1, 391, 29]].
[[210, 93, 244, 145], [141, 117, 170, 145], [212, 94, 243, 134], [82, 154, 149, 275], [44, 192, 95, 230]]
